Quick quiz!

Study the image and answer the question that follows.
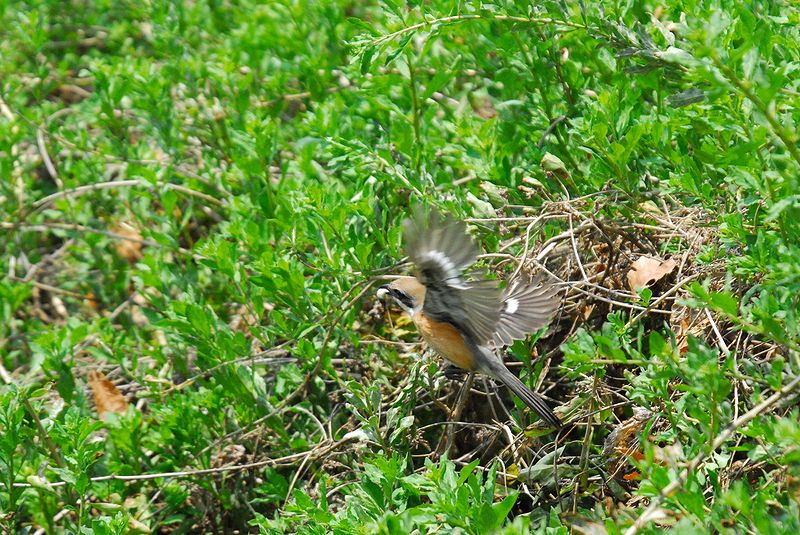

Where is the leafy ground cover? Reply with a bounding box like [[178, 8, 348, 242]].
[[1, 1, 799, 533]]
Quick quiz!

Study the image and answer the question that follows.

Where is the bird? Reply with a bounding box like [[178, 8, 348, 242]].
[[377, 207, 562, 428]]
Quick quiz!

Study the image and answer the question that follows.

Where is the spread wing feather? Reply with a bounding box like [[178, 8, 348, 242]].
[[493, 276, 559, 346], [403, 208, 502, 344]]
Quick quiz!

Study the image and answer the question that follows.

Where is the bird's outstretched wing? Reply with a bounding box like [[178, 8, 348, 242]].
[[403, 208, 502, 344], [493, 275, 559, 346]]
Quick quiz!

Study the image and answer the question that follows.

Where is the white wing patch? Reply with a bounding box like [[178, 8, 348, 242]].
[[504, 297, 519, 315], [420, 250, 466, 288]]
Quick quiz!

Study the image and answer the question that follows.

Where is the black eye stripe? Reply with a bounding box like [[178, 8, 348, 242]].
[[390, 289, 415, 309]]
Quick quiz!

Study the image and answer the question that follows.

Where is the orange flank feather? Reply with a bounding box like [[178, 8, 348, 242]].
[[413, 312, 476, 371]]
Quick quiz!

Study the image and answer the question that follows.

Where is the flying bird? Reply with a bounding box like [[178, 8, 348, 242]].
[[377, 208, 561, 428]]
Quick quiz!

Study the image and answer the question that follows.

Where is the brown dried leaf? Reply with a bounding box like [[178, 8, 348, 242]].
[[540, 152, 570, 180], [111, 222, 143, 263], [211, 444, 246, 468], [55, 83, 91, 104], [471, 95, 497, 119], [130, 305, 149, 327], [676, 318, 690, 355], [83, 291, 100, 312], [88, 371, 129, 419], [627, 256, 677, 292], [674, 311, 709, 355], [603, 408, 653, 482]]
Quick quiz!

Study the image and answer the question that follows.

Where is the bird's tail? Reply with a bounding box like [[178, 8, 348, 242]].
[[483, 357, 561, 428], [497, 367, 561, 428]]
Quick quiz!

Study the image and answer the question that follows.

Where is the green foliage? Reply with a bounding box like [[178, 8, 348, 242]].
[[1, 0, 799, 532], [251, 455, 524, 534]]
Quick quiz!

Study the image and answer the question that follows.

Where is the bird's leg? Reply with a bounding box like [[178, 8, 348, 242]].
[[434, 371, 475, 458], [442, 363, 466, 380], [481, 376, 503, 422]]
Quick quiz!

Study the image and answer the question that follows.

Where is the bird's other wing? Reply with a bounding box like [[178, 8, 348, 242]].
[[402, 207, 478, 288], [493, 275, 559, 346], [403, 208, 503, 344]]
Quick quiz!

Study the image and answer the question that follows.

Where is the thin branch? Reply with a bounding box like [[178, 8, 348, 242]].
[[369, 14, 586, 48], [13, 438, 355, 489], [30, 178, 223, 212], [1, 222, 201, 260]]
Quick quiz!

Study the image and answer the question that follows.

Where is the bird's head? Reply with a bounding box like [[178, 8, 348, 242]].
[[377, 276, 426, 316]]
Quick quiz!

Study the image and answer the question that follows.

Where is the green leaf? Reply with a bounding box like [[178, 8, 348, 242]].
[[348, 17, 379, 36], [708, 292, 739, 317], [649, 330, 667, 356], [186, 304, 212, 338], [360, 46, 376, 74], [420, 62, 457, 101], [457, 458, 480, 486], [385, 33, 413, 66], [765, 195, 799, 222]]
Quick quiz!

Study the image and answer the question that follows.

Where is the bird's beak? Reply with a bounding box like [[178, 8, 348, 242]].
[[376, 285, 390, 299]]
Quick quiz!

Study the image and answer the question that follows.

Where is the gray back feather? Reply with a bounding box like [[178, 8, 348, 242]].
[[403, 208, 503, 344]]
